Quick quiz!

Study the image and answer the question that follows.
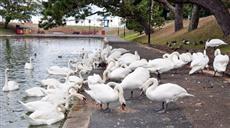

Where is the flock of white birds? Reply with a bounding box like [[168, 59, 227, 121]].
[[2, 38, 229, 126]]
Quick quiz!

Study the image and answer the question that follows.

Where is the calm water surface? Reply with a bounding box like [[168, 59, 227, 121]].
[[0, 38, 103, 128]]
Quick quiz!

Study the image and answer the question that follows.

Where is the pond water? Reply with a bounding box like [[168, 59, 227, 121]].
[[0, 38, 104, 128]]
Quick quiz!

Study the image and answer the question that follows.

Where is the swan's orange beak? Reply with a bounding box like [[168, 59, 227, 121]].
[[121, 103, 126, 111]]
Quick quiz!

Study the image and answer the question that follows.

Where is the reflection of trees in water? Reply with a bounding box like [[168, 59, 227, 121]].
[[5, 38, 12, 66]]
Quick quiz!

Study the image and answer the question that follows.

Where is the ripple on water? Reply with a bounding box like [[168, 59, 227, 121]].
[[0, 38, 103, 128]]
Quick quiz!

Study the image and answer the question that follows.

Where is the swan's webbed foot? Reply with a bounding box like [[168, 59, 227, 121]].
[[213, 71, 216, 77], [155, 102, 167, 113], [103, 108, 112, 113], [103, 103, 111, 113], [156, 70, 161, 80]]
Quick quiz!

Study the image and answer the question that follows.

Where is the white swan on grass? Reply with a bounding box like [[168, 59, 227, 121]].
[[2, 68, 19, 92], [205, 39, 227, 49], [189, 50, 209, 75], [140, 78, 194, 113], [24, 57, 33, 70], [213, 49, 229, 76], [85, 83, 126, 111]]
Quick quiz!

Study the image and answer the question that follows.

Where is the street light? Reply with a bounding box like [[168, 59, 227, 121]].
[[148, 0, 152, 46]]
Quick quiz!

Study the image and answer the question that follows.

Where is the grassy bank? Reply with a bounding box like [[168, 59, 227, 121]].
[[128, 16, 230, 53]]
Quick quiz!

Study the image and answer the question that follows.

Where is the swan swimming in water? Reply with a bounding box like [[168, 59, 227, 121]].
[[140, 78, 194, 113], [213, 49, 229, 76], [2, 68, 19, 92], [24, 57, 33, 70], [24, 104, 66, 126], [47, 60, 75, 75]]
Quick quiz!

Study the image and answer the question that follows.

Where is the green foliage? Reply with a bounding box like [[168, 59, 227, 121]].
[[0, 0, 39, 28]]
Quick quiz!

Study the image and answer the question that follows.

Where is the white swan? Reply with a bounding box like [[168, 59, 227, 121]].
[[103, 66, 132, 82], [127, 59, 148, 71], [179, 52, 192, 64], [87, 74, 104, 86], [189, 50, 209, 75], [205, 39, 227, 49], [47, 60, 75, 75], [24, 57, 33, 70], [24, 104, 66, 126], [118, 51, 140, 65], [40, 78, 61, 88], [140, 78, 194, 113], [85, 83, 126, 111], [2, 68, 19, 91], [112, 67, 150, 97], [25, 87, 46, 97], [213, 49, 229, 76], [106, 48, 128, 62], [146, 55, 175, 79], [19, 100, 56, 112]]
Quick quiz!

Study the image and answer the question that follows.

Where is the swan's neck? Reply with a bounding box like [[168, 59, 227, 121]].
[[68, 60, 71, 69], [5, 70, 8, 85], [141, 78, 158, 92], [29, 57, 32, 63], [79, 70, 83, 79], [102, 70, 109, 82], [114, 84, 126, 105]]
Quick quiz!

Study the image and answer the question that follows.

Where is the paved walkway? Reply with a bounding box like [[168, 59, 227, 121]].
[[63, 36, 230, 128]]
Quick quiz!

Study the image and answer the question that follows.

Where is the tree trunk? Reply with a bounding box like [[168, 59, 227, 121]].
[[4, 18, 10, 29], [175, 3, 184, 31], [136, 15, 154, 35], [174, 0, 230, 36], [188, 4, 200, 31]]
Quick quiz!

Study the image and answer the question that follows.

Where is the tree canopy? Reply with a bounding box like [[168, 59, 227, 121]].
[[0, 0, 39, 28]]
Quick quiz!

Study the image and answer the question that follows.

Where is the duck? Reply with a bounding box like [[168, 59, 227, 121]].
[[85, 83, 126, 111], [140, 78, 194, 113], [24, 104, 66, 125], [189, 50, 209, 75], [205, 39, 227, 49], [213, 49, 229, 76], [24, 57, 33, 70], [47, 60, 75, 75], [2, 68, 19, 91]]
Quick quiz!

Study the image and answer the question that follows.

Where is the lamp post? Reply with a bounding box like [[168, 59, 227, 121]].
[[148, 0, 152, 46]]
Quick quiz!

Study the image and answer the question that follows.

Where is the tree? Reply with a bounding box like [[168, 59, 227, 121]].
[[174, 0, 230, 36], [0, 0, 39, 28], [188, 4, 200, 32], [156, 0, 184, 32], [39, 0, 165, 35]]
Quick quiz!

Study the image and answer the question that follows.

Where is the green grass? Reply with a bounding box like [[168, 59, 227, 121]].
[[0, 26, 14, 35], [132, 17, 230, 53]]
